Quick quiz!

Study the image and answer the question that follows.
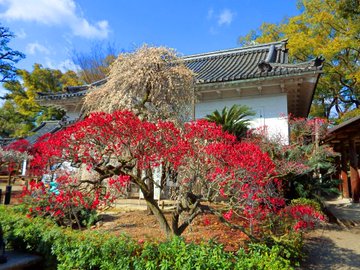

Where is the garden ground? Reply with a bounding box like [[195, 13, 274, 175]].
[[301, 225, 360, 270], [4, 188, 360, 269], [98, 198, 360, 269], [96, 200, 247, 251], [300, 198, 360, 270]]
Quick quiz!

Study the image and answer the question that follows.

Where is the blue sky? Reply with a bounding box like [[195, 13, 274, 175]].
[[1, 0, 299, 83]]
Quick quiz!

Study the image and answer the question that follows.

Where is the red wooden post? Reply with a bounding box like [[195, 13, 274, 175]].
[[340, 143, 350, 198], [349, 138, 360, 203], [335, 156, 342, 194]]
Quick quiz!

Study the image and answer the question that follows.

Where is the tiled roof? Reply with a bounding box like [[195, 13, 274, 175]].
[[37, 79, 107, 101], [26, 121, 63, 144], [0, 137, 15, 147], [1, 121, 73, 146], [184, 40, 323, 84], [37, 40, 324, 101]]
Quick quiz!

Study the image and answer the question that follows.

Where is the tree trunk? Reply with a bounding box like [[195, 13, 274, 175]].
[[171, 212, 181, 236], [146, 173, 154, 215], [143, 194, 172, 238], [134, 171, 173, 237], [7, 171, 13, 186]]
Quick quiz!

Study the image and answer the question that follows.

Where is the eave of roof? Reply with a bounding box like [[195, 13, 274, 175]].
[[322, 115, 360, 149], [328, 115, 360, 135]]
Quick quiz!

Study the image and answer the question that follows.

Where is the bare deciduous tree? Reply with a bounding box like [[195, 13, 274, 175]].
[[83, 45, 195, 122], [72, 42, 118, 84]]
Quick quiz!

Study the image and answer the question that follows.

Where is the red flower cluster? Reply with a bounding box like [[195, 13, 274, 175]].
[[22, 175, 111, 227], [281, 204, 325, 232], [223, 209, 233, 221], [4, 139, 30, 153]]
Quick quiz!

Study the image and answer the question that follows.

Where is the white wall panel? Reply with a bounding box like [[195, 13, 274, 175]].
[[195, 94, 289, 143]]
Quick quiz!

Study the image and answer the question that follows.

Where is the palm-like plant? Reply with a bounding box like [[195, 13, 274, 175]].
[[205, 105, 255, 140]]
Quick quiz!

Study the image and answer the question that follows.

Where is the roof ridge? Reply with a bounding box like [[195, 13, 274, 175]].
[[183, 40, 287, 61], [29, 120, 61, 132], [41, 120, 62, 123], [270, 56, 324, 68]]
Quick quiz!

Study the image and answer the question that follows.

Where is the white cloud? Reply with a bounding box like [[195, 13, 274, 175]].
[[71, 19, 109, 39], [15, 28, 27, 39], [0, 0, 109, 39], [207, 8, 214, 20], [58, 59, 80, 72], [45, 58, 80, 73], [26, 42, 50, 55], [218, 9, 235, 26]]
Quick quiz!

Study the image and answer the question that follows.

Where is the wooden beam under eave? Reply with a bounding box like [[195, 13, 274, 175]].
[[349, 138, 360, 203], [337, 130, 360, 137]]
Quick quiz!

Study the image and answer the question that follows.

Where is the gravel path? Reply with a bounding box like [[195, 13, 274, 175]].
[[301, 224, 360, 270]]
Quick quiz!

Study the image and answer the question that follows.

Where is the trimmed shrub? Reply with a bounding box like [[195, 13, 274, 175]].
[[0, 205, 298, 270], [290, 198, 322, 212]]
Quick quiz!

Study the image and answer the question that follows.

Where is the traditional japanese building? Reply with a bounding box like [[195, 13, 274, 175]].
[[37, 39, 324, 143], [34, 39, 324, 199], [323, 115, 360, 203]]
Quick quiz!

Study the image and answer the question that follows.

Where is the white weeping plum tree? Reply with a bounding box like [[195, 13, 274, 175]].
[[83, 45, 195, 122]]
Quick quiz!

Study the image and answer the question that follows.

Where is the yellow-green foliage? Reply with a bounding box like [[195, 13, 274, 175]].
[[291, 198, 323, 212], [334, 108, 360, 124], [0, 64, 83, 137], [239, 0, 360, 120]]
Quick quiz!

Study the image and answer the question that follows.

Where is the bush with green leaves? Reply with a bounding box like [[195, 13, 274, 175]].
[[247, 116, 340, 201], [290, 198, 322, 212], [205, 104, 255, 140], [0, 205, 301, 270]]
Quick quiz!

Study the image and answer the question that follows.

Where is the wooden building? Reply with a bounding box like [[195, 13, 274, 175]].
[[324, 115, 360, 203]]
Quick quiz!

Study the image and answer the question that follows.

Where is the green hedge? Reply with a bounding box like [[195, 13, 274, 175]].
[[0, 206, 296, 270]]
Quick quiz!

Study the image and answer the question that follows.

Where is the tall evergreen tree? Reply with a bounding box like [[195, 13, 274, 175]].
[[0, 64, 83, 137], [0, 25, 25, 83]]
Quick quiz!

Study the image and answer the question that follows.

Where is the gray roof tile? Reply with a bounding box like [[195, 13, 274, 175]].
[[26, 121, 63, 144]]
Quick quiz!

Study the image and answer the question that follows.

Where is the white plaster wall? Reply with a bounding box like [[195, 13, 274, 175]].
[[195, 94, 289, 143]]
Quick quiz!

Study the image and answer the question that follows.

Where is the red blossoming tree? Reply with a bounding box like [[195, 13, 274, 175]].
[[1, 139, 30, 185], [27, 110, 324, 239]]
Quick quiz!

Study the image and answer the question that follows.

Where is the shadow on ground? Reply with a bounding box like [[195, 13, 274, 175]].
[[300, 225, 360, 270]]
